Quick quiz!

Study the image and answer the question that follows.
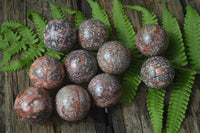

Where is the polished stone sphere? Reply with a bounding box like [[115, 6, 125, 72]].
[[64, 50, 98, 83], [43, 19, 76, 52], [56, 85, 91, 121], [140, 56, 175, 89], [88, 73, 122, 108], [79, 19, 108, 50], [14, 87, 52, 124], [136, 24, 168, 57], [30, 56, 65, 89], [97, 41, 131, 74]]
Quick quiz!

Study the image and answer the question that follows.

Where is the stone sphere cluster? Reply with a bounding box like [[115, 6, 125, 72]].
[[14, 18, 131, 123]]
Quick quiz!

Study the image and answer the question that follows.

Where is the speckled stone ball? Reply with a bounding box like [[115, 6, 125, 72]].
[[30, 56, 65, 89], [14, 87, 52, 124], [64, 50, 98, 83], [43, 19, 76, 52], [79, 19, 108, 50], [88, 73, 122, 108], [136, 24, 168, 57], [56, 85, 91, 121], [140, 56, 175, 89], [97, 41, 131, 74]]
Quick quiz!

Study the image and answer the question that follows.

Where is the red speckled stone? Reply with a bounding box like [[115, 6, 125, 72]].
[[14, 87, 52, 124], [79, 19, 108, 50], [30, 56, 65, 89], [64, 50, 98, 83], [136, 24, 168, 57], [141, 56, 175, 89], [88, 73, 122, 108], [97, 41, 131, 74], [56, 85, 91, 121], [43, 19, 76, 52]]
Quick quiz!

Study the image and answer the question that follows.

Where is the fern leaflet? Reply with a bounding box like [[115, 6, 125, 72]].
[[45, 49, 64, 60], [166, 67, 196, 133], [1, 27, 21, 42], [0, 40, 9, 50], [184, 5, 200, 73], [48, 1, 66, 19], [126, 5, 158, 26], [87, 0, 113, 40], [147, 88, 166, 133], [113, 0, 142, 58]]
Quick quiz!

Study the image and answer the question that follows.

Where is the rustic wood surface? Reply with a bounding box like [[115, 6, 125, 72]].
[[1, 0, 200, 133]]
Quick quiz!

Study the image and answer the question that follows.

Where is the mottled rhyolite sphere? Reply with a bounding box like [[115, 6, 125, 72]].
[[43, 19, 76, 52], [97, 41, 131, 74], [30, 56, 65, 89], [64, 50, 98, 83], [56, 85, 91, 121], [79, 19, 108, 50], [136, 24, 168, 57], [88, 73, 122, 108], [14, 87, 52, 124], [140, 56, 175, 89]]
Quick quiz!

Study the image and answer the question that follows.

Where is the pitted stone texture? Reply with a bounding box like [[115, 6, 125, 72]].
[[43, 19, 76, 52], [14, 87, 52, 124], [136, 24, 168, 57], [30, 56, 65, 89], [97, 41, 131, 74], [140, 56, 175, 89], [88, 73, 122, 108], [79, 19, 108, 50], [56, 85, 91, 121], [64, 50, 98, 83]]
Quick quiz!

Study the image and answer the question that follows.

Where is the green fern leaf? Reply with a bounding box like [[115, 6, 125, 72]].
[[87, 0, 113, 40], [45, 49, 64, 60], [119, 60, 142, 102], [0, 41, 27, 66], [113, 0, 142, 58], [1, 27, 21, 41], [147, 88, 166, 133], [126, 5, 158, 26], [48, 1, 66, 19], [162, 2, 187, 67], [27, 10, 48, 41], [0, 40, 9, 50], [166, 67, 196, 133], [184, 5, 200, 73]]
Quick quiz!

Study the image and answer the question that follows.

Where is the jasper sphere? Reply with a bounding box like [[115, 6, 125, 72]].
[[97, 41, 131, 74], [14, 87, 52, 123], [88, 73, 122, 108], [79, 19, 108, 50], [30, 56, 65, 89], [43, 19, 76, 52], [64, 50, 98, 83], [136, 24, 168, 57], [140, 56, 175, 89], [56, 85, 91, 121]]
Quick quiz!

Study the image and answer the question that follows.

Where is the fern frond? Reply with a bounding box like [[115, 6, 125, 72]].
[[166, 67, 196, 133], [27, 10, 48, 40], [2, 21, 38, 44], [184, 5, 200, 73], [147, 88, 166, 133], [119, 60, 142, 102], [125, 5, 158, 26], [162, 2, 187, 67], [1, 27, 21, 41], [113, 0, 142, 58], [48, 1, 66, 19], [87, 0, 113, 40], [45, 49, 64, 60], [0, 40, 9, 50], [0, 41, 27, 66]]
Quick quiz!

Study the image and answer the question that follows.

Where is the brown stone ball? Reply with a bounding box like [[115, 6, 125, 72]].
[[88, 73, 122, 108], [79, 19, 108, 50], [140, 56, 175, 89], [56, 85, 91, 121], [136, 24, 168, 57], [14, 87, 52, 124], [97, 41, 131, 74], [30, 56, 65, 89]]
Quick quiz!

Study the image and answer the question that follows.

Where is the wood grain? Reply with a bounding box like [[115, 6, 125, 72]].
[[1, 0, 200, 133]]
